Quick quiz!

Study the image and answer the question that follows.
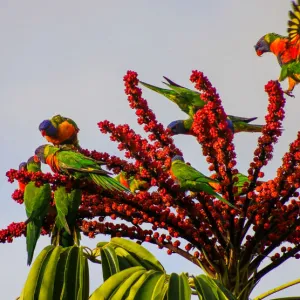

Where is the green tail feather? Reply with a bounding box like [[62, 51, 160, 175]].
[[26, 221, 41, 265], [90, 174, 130, 192], [234, 123, 263, 133]]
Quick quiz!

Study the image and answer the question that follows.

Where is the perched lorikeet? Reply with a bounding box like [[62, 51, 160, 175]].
[[140, 77, 205, 118], [168, 115, 264, 135], [23, 156, 51, 265], [254, 1, 300, 97], [170, 156, 236, 209], [52, 186, 82, 247], [18, 162, 27, 192], [209, 173, 264, 196], [39, 114, 80, 148], [35, 144, 129, 192], [114, 171, 149, 193]]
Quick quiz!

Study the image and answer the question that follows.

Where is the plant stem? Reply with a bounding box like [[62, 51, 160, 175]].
[[253, 278, 300, 300]]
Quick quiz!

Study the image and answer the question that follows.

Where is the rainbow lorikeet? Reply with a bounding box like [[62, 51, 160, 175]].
[[35, 144, 129, 192], [209, 173, 264, 196], [23, 156, 51, 265], [114, 171, 149, 193], [140, 77, 205, 118], [254, 1, 300, 97], [170, 156, 236, 209], [39, 114, 80, 148], [168, 115, 264, 136], [18, 162, 27, 192], [52, 186, 82, 247]]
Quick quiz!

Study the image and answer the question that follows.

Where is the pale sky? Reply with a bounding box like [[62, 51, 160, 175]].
[[0, 1, 299, 299]]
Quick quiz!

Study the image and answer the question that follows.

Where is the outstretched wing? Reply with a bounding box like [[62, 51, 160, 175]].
[[288, 1, 300, 59]]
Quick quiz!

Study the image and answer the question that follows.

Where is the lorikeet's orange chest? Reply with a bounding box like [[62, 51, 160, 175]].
[[45, 121, 78, 145], [18, 182, 26, 192], [169, 169, 177, 181], [270, 38, 299, 64], [46, 154, 60, 173]]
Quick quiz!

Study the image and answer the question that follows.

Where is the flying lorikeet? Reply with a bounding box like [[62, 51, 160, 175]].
[[114, 171, 149, 193], [35, 144, 129, 192], [18, 162, 27, 192], [140, 77, 205, 118], [23, 156, 51, 265], [168, 115, 264, 136], [39, 114, 80, 148], [51, 186, 82, 247], [170, 155, 236, 209], [254, 1, 300, 97]]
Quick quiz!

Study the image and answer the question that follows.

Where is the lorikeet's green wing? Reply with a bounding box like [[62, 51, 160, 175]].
[[171, 160, 237, 209], [52, 187, 82, 247], [57, 151, 108, 174], [140, 79, 205, 117], [53, 186, 71, 234], [24, 181, 51, 265], [171, 160, 218, 184]]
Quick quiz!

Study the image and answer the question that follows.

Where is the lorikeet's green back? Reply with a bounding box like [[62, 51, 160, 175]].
[[24, 157, 51, 265], [170, 156, 236, 209], [52, 186, 82, 247], [140, 78, 205, 117], [35, 144, 129, 193]]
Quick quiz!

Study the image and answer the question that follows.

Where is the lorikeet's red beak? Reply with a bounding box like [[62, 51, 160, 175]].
[[41, 130, 46, 137], [256, 50, 263, 57]]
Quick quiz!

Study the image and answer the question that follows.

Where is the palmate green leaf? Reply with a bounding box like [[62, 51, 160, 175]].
[[89, 266, 145, 300], [194, 275, 236, 300], [110, 237, 165, 272], [168, 273, 191, 300], [100, 245, 120, 281]]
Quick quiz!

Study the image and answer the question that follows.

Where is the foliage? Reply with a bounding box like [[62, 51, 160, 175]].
[[2, 70, 300, 299]]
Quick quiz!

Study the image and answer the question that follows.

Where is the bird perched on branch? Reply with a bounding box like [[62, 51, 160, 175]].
[[254, 0, 300, 97]]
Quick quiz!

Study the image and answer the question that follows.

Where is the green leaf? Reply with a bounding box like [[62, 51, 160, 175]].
[[89, 266, 145, 300], [111, 238, 164, 271], [38, 246, 63, 300], [21, 245, 54, 299], [168, 273, 191, 300], [110, 269, 146, 299], [126, 270, 160, 299], [194, 275, 219, 300], [101, 245, 120, 281]]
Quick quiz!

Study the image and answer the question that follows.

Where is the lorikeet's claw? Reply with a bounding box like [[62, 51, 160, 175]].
[[283, 90, 295, 98]]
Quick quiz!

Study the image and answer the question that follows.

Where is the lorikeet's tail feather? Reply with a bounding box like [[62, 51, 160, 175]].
[[234, 124, 264, 133], [90, 174, 130, 192], [227, 115, 257, 123], [163, 76, 183, 88], [214, 193, 237, 209], [26, 221, 41, 265], [139, 81, 172, 97]]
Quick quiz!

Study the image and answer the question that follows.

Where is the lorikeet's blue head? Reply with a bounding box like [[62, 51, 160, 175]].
[[254, 34, 271, 56], [172, 155, 185, 162], [19, 162, 27, 171], [226, 119, 234, 133], [167, 120, 189, 135], [35, 145, 47, 163], [39, 119, 57, 137]]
